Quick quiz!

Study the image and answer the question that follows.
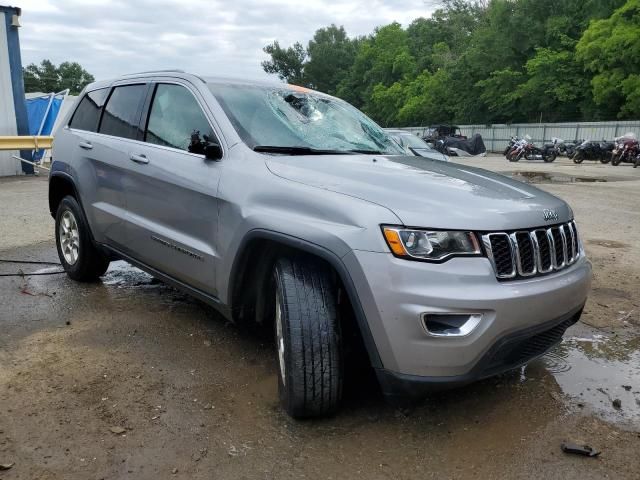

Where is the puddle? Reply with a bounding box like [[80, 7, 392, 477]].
[[102, 260, 159, 287], [101, 261, 193, 305], [545, 333, 640, 430], [502, 171, 632, 184]]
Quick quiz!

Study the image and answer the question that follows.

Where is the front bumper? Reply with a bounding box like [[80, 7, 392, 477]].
[[375, 304, 583, 400], [343, 249, 591, 385]]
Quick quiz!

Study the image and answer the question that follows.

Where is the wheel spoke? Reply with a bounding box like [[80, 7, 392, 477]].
[[59, 210, 80, 266]]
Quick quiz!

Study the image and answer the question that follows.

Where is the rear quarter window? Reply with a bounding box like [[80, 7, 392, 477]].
[[68, 88, 109, 132]]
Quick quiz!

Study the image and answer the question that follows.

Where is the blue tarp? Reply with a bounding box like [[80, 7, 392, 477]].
[[26, 94, 63, 160]]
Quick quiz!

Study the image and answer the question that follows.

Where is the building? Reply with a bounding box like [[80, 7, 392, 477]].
[[0, 5, 31, 176]]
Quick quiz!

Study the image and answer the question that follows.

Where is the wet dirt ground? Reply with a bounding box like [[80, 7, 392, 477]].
[[1, 158, 639, 479]]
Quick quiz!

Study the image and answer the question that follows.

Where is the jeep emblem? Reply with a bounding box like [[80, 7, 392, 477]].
[[543, 209, 559, 221]]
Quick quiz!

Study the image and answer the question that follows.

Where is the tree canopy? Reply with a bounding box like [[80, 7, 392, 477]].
[[23, 60, 94, 95], [262, 0, 638, 126]]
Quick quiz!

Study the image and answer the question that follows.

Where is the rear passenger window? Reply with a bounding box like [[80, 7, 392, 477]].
[[99, 84, 147, 140], [145, 84, 215, 154], [69, 88, 109, 132]]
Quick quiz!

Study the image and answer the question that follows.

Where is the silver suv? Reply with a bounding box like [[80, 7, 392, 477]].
[[49, 71, 591, 418]]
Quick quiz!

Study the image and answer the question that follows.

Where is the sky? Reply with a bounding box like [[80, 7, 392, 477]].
[[15, 0, 435, 82]]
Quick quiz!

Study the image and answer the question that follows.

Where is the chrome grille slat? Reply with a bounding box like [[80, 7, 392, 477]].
[[483, 222, 580, 280], [567, 222, 578, 263], [482, 233, 516, 279], [533, 229, 553, 273], [558, 226, 569, 267], [511, 232, 536, 276]]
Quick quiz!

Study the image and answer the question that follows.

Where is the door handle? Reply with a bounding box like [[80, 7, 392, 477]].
[[129, 153, 149, 164], [78, 141, 93, 150]]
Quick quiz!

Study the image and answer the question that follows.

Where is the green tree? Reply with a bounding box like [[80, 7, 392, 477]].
[[336, 23, 416, 113], [577, 0, 640, 118], [23, 60, 94, 95], [304, 25, 359, 94], [261, 41, 307, 85], [261, 0, 630, 125]]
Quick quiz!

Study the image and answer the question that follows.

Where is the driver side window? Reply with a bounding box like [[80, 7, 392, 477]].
[[145, 84, 217, 154]]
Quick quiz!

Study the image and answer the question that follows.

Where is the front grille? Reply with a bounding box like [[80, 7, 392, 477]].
[[482, 221, 580, 279]]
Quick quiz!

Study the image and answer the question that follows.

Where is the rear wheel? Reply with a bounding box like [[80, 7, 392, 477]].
[[55, 196, 110, 281], [572, 152, 584, 164], [544, 152, 557, 163], [272, 256, 342, 418]]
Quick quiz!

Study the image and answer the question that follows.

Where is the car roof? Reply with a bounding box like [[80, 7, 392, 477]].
[[83, 70, 322, 95]]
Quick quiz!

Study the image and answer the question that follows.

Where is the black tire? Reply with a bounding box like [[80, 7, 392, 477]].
[[272, 255, 342, 418], [600, 155, 611, 164], [572, 152, 584, 164], [544, 152, 557, 163], [55, 195, 110, 281], [634, 157, 640, 168], [612, 154, 622, 166]]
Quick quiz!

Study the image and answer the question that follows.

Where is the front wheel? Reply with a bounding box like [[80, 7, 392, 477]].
[[272, 256, 342, 418], [634, 157, 640, 168], [55, 196, 110, 281], [572, 152, 584, 164], [612, 154, 622, 166]]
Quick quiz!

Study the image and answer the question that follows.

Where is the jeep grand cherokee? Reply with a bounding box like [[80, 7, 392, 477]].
[[49, 71, 591, 418]]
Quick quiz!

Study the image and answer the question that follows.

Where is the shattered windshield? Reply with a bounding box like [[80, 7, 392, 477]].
[[208, 82, 404, 155]]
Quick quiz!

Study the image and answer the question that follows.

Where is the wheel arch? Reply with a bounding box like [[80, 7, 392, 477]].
[[228, 229, 382, 369], [49, 172, 80, 218]]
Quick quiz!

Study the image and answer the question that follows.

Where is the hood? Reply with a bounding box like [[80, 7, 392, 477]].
[[265, 154, 572, 231]]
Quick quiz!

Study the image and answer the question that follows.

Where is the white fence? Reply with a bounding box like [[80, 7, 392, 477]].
[[400, 121, 640, 153]]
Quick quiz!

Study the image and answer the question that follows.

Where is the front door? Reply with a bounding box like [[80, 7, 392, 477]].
[[124, 82, 223, 296]]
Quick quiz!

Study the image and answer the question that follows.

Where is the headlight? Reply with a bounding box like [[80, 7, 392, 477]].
[[382, 226, 481, 261]]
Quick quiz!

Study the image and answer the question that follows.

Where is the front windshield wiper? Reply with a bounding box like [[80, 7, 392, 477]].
[[253, 145, 356, 155], [346, 149, 385, 154]]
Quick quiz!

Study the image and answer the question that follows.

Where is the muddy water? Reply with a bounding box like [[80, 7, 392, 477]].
[[546, 333, 640, 429]]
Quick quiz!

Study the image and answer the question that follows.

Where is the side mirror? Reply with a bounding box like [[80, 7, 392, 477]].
[[204, 142, 222, 161]]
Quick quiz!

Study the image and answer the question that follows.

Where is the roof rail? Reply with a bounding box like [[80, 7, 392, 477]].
[[121, 69, 186, 76]]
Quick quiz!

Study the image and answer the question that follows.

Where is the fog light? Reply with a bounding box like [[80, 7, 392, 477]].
[[422, 313, 482, 337]]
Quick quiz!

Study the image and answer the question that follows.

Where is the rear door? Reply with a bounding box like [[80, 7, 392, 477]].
[[91, 82, 149, 251], [123, 81, 223, 295]]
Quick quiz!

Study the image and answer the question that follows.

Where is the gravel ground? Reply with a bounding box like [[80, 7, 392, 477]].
[[0, 156, 639, 479]]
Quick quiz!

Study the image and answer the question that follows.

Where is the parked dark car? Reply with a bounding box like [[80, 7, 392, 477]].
[[423, 125, 466, 143]]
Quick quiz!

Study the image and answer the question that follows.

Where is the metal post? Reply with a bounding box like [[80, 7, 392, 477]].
[[490, 125, 495, 153], [12, 154, 50, 171]]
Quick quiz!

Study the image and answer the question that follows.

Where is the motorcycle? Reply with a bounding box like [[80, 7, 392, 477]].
[[551, 137, 580, 157], [503, 136, 519, 157], [509, 135, 556, 162], [506, 138, 526, 162], [611, 133, 638, 166], [572, 140, 611, 164]]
